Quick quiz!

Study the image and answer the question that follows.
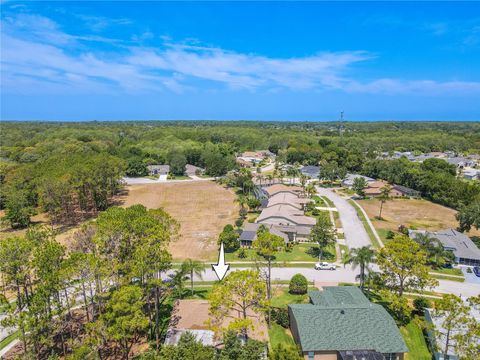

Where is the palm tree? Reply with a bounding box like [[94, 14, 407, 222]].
[[344, 246, 376, 291], [300, 174, 308, 195], [415, 233, 452, 268], [306, 183, 316, 198], [182, 259, 205, 296], [378, 184, 392, 219], [169, 266, 189, 298], [266, 174, 273, 185]]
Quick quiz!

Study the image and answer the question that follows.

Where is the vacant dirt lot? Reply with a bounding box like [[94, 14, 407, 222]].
[[358, 198, 480, 237], [121, 181, 239, 260]]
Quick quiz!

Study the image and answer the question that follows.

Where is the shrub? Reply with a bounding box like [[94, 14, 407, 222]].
[[289, 274, 308, 295], [413, 297, 431, 313], [235, 218, 244, 228], [238, 248, 247, 259], [386, 230, 395, 239], [271, 307, 289, 328]]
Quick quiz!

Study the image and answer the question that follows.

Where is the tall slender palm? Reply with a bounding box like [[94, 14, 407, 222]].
[[345, 246, 376, 291], [378, 184, 392, 219], [182, 259, 205, 296], [306, 183, 316, 198]]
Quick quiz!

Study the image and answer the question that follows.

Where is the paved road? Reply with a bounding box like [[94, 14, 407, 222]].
[[316, 187, 371, 249], [181, 266, 480, 298]]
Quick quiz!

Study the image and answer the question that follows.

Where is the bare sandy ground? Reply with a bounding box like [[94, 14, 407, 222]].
[[358, 198, 480, 237], [121, 181, 239, 260]]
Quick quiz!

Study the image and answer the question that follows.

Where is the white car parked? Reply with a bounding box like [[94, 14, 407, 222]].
[[315, 262, 336, 270]]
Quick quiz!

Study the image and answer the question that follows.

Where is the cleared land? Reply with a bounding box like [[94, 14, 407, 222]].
[[357, 198, 480, 239], [121, 181, 239, 260]]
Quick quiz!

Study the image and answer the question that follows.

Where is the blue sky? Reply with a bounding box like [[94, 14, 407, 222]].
[[1, 1, 480, 121]]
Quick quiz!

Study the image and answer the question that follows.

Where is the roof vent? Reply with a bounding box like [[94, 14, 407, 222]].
[[340, 309, 345, 315]]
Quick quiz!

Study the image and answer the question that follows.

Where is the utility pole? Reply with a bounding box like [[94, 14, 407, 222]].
[[339, 111, 344, 137]]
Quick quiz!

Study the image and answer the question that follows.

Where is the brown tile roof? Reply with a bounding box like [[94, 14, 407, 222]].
[[263, 184, 302, 197]]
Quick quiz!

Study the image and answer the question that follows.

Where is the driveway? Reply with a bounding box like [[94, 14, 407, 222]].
[[461, 266, 480, 285], [316, 187, 371, 249]]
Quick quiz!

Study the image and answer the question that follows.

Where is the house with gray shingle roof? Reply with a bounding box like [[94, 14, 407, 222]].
[[409, 228, 480, 266], [288, 287, 407, 360]]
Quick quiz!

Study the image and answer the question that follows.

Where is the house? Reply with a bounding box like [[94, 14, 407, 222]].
[[342, 174, 375, 188], [256, 204, 316, 228], [266, 192, 311, 210], [362, 181, 415, 198], [363, 180, 405, 197], [300, 166, 321, 179], [263, 184, 303, 197], [463, 168, 479, 180], [424, 300, 480, 360], [391, 184, 421, 198], [239, 222, 290, 246], [289, 286, 408, 360], [446, 157, 475, 168], [147, 164, 170, 176], [147, 165, 170, 181], [185, 164, 205, 176], [409, 228, 480, 266], [164, 299, 268, 346], [240, 184, 315, 242], [237, 151, 265, 164]]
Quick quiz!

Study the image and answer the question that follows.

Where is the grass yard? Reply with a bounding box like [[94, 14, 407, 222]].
[[400, 317, 432, 360], [268, 323, 296, 349], [225, 243, 336, 263], [122, 181, 239, 260], [270, 287, 310, 308], [357, 198, 480, 239]]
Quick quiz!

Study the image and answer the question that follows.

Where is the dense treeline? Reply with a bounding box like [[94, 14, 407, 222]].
[[1, 121, 479, 227], [362, 158, 480, 209]]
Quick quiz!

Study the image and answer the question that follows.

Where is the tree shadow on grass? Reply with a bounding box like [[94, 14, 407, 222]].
[[305, 246, 335, 261]]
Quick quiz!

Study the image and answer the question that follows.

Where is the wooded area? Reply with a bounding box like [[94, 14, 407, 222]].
[[1, 121, 479, 229]]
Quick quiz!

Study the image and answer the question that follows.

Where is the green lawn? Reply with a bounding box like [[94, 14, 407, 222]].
[[430, 267, 463, 276], [400, 317, 432, 360], [168, 175, 191, 180], [270, 287, 310, 308], [321, 196, 335, 208], [225, 243, 336, 262], [269, 323, 296, 349], [430, 274, 464, 282], [0, 330, 20, 351]]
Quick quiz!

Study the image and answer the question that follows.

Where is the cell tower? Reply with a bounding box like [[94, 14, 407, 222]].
[[339, 111, 344, 137]]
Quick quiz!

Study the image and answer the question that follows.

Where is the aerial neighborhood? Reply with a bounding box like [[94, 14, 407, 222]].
[[2, 121, 479, 360]]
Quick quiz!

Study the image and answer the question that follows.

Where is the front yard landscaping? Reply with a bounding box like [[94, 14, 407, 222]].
[[225, 243, 336, 262]]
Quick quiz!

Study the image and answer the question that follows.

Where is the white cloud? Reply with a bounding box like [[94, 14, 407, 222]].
[[1, 12, 480, 96]]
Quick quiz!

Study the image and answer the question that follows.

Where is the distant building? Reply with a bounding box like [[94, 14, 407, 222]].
[[391, 184, 421, 198], [185, 164, 205, 176], [446, 157, 475, 168], [289, 286, 408, 359], [342, 174, 375, 188], [237, 151, 265, 165], [300, 165, 321, 179], [409, 228, 480, 266], [463, 168, 480, 180], [147, 164, 170, 176]]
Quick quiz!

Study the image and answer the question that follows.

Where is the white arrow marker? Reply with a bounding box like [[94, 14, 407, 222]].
[[212, 242, 230, 281]]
